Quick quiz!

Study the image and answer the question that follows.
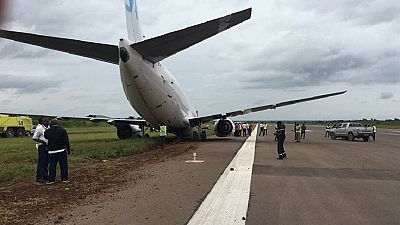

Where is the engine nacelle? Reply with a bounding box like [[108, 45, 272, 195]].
[[116, 124, 142, 139], [214, 119, 235, 137]]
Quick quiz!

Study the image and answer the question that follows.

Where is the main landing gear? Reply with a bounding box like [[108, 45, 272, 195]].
[[193, 129, 207, 141]]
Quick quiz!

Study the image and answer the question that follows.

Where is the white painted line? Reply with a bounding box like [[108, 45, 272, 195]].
[[187, 125, 257, 225], [380, 132, 400, 136]]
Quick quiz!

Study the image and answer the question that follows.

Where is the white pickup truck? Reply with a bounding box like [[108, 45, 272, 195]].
[[329, 122, 373, 142]]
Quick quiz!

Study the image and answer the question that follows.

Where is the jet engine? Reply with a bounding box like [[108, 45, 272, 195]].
[[116, 124, 142, 139], [214, 119, 235, 137]]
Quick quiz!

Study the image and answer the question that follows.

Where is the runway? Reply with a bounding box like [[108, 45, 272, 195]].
[[40, 126, 400, 225]]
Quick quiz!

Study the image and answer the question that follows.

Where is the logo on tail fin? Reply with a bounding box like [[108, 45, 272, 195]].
[[125, 0, 136, 13]]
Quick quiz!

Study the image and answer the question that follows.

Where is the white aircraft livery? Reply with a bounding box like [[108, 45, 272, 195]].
[[0, 1, 346, 140]]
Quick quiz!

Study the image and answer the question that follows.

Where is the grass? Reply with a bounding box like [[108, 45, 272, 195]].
[[0, 126, 155, 183]]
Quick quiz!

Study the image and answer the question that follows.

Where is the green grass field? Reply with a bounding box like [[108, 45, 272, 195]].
[[0, 126, 155, 183]]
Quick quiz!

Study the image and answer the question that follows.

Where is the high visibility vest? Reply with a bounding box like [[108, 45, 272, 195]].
[[160, 125, 167, 137], [326, 125, 330, 130], [372, 126, 376, 132], [296, 125, 301, 133], [264, 123, 268, 129]]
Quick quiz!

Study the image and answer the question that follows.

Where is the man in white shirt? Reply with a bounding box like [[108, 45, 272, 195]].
[[32, 117, 49, 184]]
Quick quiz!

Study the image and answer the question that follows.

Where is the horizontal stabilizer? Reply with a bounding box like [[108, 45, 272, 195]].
[[0, 29, 119, 64], [0, 112, 147, 126], [131, 8, 252, 63], [189, 91, 347, 125]]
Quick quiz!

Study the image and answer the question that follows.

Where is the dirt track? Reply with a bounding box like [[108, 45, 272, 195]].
[[0, 141, 201, 225]]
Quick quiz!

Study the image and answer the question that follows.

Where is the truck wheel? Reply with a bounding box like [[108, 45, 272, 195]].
[[6, 128, 15, 138], [16, 128, 26, 137], [348, 133, 354, 141], [330, 132, 336, 140], [192, 131, 198, 141], [363, 137, 369, 142], [200, 131, 207, 141]]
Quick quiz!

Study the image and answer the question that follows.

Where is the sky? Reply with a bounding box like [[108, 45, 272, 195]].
[[0, 0, 399, 121]]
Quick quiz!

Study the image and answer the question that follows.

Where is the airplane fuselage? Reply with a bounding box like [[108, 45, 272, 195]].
[[119, 39, 197, 132]]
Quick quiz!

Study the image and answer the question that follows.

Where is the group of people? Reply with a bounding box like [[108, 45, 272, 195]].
[[33, 118, 71, 185], [234, 122, 255, 137]]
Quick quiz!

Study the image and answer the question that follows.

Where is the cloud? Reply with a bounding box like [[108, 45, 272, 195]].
[[0, 99, 12, 105], [379, 92, 394, 100], [0, 0, 399, 120], [0, 74, 62, 94]]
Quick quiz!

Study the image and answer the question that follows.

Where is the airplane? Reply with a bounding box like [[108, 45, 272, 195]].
[[0, 0, 346, 140]]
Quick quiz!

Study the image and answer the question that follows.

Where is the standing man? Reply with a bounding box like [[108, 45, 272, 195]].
[[242, 123, 247, 137], [159, 123, 167, 149], [276, 121, 287, 160], [238, 122, 242, 137], [295, 123, 301, 142], [44, 119, 70, 184], [263, 122, 268, 136], [325, 124, 331, 138], [249, 123, 253, 136], [372, 125, 376, 141], [301, 123, 307, 139], [32, 117, 49, 184], [258, 122, 264, 136]]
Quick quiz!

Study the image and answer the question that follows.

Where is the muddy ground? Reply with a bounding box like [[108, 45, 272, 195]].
[[0, 142, 197, 225]]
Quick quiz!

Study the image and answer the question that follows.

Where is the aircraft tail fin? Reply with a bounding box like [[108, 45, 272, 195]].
[[124, 0, 144, 42], [131, 8, 252, 63]]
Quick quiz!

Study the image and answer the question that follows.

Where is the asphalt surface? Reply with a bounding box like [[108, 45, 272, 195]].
[[247, 125, 400, 225], [39, 126, 400, 225]]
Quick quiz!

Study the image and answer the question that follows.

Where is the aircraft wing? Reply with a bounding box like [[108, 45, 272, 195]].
[[0, 113, 147, 126], [189, 90, 347, 126], [0, 29, 119, 64], [131, 8, 252, 63]]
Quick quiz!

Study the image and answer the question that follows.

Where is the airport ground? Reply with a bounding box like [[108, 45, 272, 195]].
[[0, 125, 399, 225]]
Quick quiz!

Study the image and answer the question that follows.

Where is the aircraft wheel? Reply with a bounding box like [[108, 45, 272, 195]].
[[16, 128, 26, 137], [192, 131, 198, 141], [117, 127, 132, 139], [363, 137, 369, 142], [6, 128, 15, 138], [200, 131, 207, 141], [330, 132, 336, 140]]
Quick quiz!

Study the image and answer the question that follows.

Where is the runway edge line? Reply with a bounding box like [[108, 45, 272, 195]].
[[187, 125, 258, 225]]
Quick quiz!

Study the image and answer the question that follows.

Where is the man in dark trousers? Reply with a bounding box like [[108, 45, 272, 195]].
[[276, 121, 287, 160], [301, 123, 307, 139], [44, 119, 70, 184], [32, 117, 49, 184], [159, 123, 167, 149]]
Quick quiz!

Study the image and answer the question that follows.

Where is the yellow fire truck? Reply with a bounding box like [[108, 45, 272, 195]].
[[0, 115, 33, 138]]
